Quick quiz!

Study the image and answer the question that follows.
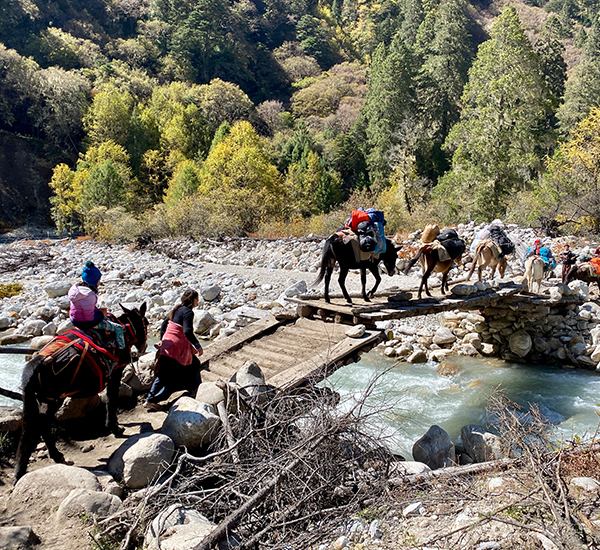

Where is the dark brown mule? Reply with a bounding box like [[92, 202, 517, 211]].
[[314, 235, 400, 303], [14, 303, 148, 482], [565, 263, 600, 290], [404, 245, 464, 300], [467, 241, 508, 282]]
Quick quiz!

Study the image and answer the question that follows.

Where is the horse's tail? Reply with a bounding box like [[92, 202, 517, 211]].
[[403, 246, 424, 275], [312, 237, 334, 287], [15, 355, 44, 482], [521, 257, 533, 286]]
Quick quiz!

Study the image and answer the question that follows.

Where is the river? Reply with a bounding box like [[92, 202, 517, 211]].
[[2, 350, 599, 459]]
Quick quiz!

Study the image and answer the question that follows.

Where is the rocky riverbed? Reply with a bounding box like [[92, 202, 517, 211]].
[[2, 224, 600, 550]]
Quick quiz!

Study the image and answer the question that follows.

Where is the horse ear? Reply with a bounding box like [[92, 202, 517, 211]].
[[140, 302, 147, 316], [120, 303, 131, 314]]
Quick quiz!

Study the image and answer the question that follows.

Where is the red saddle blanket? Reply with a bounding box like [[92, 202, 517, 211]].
[[37, 329, 120, 399]]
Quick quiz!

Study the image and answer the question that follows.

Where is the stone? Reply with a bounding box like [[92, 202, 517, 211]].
[[437, 360, 461, 377], [591, 345, 600, 364], [407, 350, 427, 363], [43, 280, 71, 298], [346, 324, 366, 338], [463, 333, 482, 349], [461, 424, 506, 462], [55, 395, 102, 422], [195, 382, 226, 406], [549, 287, 562, 300], [509, 329, 532, 358], [451, 284, 476, 296], [533, 337, 549, 353], [569, 477, 600, 493], [56, 319, 74, 335], [193, 310, 216, 335], [369, 519, 383, 539], [0, 333, 30, 345], [92, 470, 123, 497], [29, 335, 53, 349], [230, 361, 269, 402], [577, 355, 597, 368], [200, 283, 221, 302], [402, 501, 424, 517], [433, 327, 456, 345], [428, 349, 454, 362], [0, 406, 23, 436], [283, 280, 307, 297], [412, 425, 456, 470], [0, 526, 40, 549], [161, 397, 220, 451], [108, 433, 175, 489], [56, 488, 123, 524], [388, 460, 432, 477], [145, 504, 237, 550], [11, 465, 101, 515]]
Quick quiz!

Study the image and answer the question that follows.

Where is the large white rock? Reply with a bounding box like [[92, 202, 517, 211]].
[[509, 329, 532, 358], [461, 424, 506, 462], [345, 324, 366, 338], [193, 310, 216, 335], [56, 488, 123, 524], [0, 526, 39, 549], [11, 465, 101, 515], [388, 461, 432, 478], [283, 280, 307, 298], [412, 425, 456, 470], [43, 281, 72, 298], [108, 433, 175, 489], [433, 327, 456, 345], [161, 397, 220, 451], [200, 283, 221, 302], [144, 504, 237, 550], [230, 361, 269, 403], [0, 406, 23, 432]]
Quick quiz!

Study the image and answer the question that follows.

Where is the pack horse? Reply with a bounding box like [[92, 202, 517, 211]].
[[14, 303, 149, 482]]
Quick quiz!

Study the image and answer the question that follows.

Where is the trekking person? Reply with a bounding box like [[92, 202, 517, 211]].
[[560, 245, 577, 284], [145, 289, 203, 410]]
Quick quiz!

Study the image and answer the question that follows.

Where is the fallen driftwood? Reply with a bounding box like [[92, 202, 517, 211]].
[[0, 386, 23, 401]]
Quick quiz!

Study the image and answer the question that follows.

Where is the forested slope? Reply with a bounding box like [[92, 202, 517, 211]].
[[0, 0, 598, 236]]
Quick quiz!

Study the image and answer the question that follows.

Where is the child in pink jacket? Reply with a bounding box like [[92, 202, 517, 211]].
[[68, 261, 125, 349]]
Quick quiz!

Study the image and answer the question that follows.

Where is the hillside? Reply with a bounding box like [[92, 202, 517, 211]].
[[0, 0, 598, 237]]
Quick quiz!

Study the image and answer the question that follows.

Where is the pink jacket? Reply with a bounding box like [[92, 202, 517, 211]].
[[159, 320, 196, 366], [68, 283, 99, 323]]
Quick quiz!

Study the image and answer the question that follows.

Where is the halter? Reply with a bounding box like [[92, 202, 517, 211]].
[[110, 310, 148, 353]]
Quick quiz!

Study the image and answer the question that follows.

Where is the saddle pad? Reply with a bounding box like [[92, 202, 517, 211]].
[[337, 230, 378, 262], [477, 240, 502, 260], [429, 240, 450, 262]]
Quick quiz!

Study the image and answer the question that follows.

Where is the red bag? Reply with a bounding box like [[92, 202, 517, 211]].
[[347, 209, 371, 231]]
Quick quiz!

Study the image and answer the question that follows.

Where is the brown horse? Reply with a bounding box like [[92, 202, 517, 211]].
[[565, 262, 600, 289], [467, 241, 508, 282], [404, 244, 464, 300], [15, 303, 148, 482]]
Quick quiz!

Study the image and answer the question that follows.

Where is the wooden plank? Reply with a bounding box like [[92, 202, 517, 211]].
[[267, 331, 384, 390], [200, 315, 289, 367]]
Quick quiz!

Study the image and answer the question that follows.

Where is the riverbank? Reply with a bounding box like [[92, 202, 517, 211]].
[[2, 226, 600, 549]]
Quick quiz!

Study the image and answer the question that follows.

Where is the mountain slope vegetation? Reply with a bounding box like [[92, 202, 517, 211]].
[[1, 0, 599, 236]]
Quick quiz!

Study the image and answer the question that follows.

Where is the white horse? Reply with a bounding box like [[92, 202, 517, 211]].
[[521, 256, 545, 293]]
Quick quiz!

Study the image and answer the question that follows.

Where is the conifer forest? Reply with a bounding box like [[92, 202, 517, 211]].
[[1, 0, 599, 239]]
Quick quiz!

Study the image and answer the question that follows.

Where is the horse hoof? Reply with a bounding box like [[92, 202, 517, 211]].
[[109, 424, 125, 436]]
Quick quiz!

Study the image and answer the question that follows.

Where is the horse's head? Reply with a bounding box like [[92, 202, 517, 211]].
[[119, 302, 149, 355], [382, 240, 402, 275]]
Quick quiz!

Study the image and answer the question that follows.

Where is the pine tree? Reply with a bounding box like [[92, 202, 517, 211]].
[[434, 7, 552, 221], [557, 16, 600, 136]]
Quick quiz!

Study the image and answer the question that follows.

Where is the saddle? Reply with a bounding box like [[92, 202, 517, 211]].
[[37, 329, 121, 399], [337, 230, 378, 262], [478, 239, 502, 260]]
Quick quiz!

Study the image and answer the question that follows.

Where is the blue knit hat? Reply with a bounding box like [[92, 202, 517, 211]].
[[81, 261, 102, 287]]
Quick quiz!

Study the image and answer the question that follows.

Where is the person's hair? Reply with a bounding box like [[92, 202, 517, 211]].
[[169, 289, 199, 320], [80, 281, 98, 293]]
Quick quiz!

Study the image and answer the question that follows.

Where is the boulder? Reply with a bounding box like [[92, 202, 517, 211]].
[[509, 329, 532, 358], [193, 310, 216, 335], [108, 433, 175, 489], [11, 465, 101, 515], [451, 284, 476, 297], [43, 281, 71, 298], [145, 504, 238, 550], [29, 335, 54, 349], [0, 333, 30, 345], [345, 324, 366, 338], [460, 424, 506, 462], [195, 382, 225, 406], [407, 350, 427, 363], [0, 526, 40, 549], [388, 461, 432, 478], [437, 360, 462, 377], [230, 361, 269, 403], [200, 283, 221, 302], [433, 327, 456, 345], [55, 395, 102, 422], [161, 397, 220, 451], [56, 488, 123, 524], [283, 280, 308, 298], [412, 425, 456, 470], [0, 406, 23, 432]]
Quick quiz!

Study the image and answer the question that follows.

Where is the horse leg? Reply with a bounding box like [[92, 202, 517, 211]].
[[367, 266, 382, 299], [441, 270, 449, 295], [324, 266, 333, 303], [39, 399, 71, 465], [106, 367, 125, 436], [360, 268, 370, 302], [338, 268, 352, 304]]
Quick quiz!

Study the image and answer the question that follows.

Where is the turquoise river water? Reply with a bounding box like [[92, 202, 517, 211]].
[[2, 349, 600, 459]]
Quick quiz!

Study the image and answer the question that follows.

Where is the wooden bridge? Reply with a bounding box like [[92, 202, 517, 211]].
[[199, 282, 579, 391]]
